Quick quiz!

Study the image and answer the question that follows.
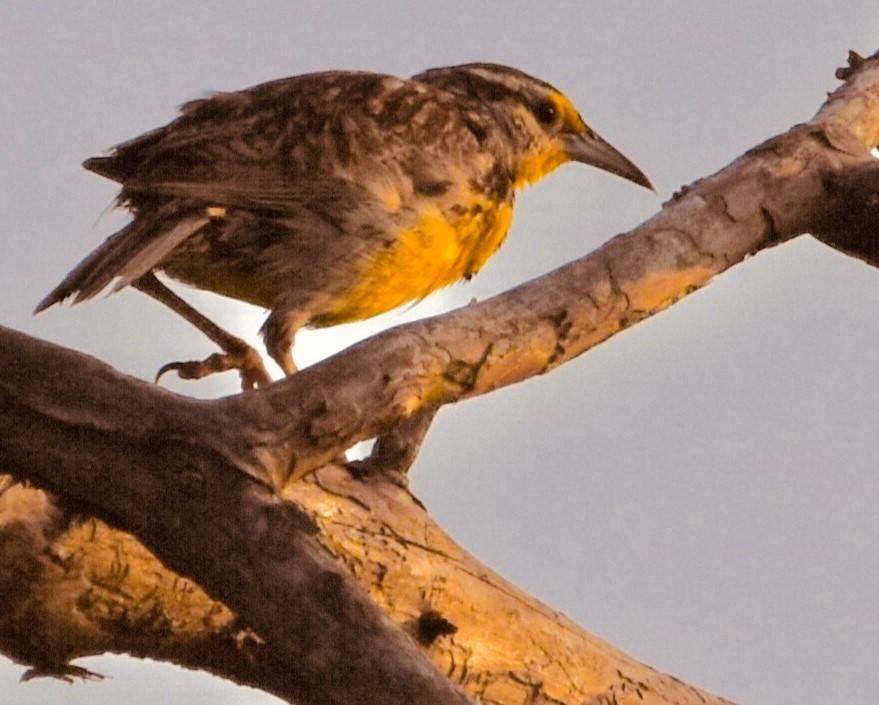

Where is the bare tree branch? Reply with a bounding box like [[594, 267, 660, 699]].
[[1, 48, 878, 705], [212, 49, 879, 484], [0, 330, 473, 705]]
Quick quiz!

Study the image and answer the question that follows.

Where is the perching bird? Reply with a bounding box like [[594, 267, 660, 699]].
[[37, 63, 652, 388]]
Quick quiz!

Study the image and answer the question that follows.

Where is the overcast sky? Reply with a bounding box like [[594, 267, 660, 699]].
[[2, 3, 879, 705]]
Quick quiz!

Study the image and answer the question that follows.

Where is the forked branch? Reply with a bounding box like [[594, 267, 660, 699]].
[[1, 49, 878, 705]]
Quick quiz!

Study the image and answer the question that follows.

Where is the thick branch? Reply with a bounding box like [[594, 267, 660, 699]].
[[2, 468, 735, 705], [0, 330, 472, 705]]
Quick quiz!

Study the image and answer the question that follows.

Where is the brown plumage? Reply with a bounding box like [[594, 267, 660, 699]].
[[37, 63, 652, 388]]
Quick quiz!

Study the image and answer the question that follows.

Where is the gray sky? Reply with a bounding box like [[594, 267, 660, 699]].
[[2, 2, 878, 704]]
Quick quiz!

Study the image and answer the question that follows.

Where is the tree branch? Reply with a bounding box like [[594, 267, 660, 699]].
[[0, 330, 472, 705], [216, 48, 879, 484]]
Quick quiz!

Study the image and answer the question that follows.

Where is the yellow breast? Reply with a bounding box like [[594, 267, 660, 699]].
[[313, 199, 513, 327]]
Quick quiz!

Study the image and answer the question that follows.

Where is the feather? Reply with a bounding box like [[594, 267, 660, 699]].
[[35, 211, 208, 311]]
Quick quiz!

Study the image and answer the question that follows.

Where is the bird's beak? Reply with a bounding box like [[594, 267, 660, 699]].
[[565, 129, 654, 191]]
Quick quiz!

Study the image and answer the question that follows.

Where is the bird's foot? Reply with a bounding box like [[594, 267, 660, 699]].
[[156, 340, 273, 390]]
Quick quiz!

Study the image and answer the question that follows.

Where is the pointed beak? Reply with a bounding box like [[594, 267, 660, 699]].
[[564, 129, 654, 191]]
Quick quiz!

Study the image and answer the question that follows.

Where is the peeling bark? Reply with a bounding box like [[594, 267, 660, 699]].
[[1, 48, 878, 705]]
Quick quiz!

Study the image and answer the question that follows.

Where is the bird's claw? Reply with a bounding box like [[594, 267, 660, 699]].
[[156, 346, 273, 390]]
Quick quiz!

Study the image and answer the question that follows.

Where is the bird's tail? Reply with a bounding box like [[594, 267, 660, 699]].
[[35, 211, 209, 313]]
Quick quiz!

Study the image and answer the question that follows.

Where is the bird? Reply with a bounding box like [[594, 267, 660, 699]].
[[36, 63, 653, 389]]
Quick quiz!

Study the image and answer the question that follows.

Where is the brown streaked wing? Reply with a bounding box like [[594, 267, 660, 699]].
[[90, 71, 487, 207], [119, 173, 377, 213]]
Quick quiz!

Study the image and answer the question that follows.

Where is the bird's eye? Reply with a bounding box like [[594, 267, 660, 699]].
[[533, 99, 558, 126]]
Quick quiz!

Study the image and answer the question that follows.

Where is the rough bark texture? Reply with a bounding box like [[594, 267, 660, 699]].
[[1, 49, 878, 705]]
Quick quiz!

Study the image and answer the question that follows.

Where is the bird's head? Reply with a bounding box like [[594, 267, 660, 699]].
[[413, 63, 653, 191]]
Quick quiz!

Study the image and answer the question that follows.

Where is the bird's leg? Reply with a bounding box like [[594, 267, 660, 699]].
[[346, 406, 440, 486], [134, 272, 272, 390], [260, 307, 301, 376]]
